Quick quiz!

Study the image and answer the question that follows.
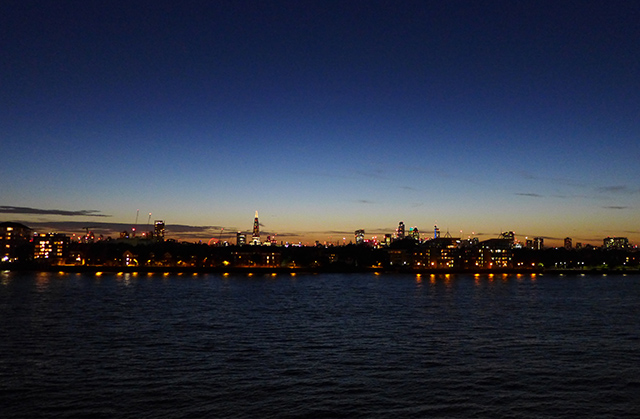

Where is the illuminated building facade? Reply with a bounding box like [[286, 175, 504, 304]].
[[533, 237, 544, 250], [603, 237, 629, 250], [237, 231, 246, 246], [252, 211, 261, 245], [0, 222, 32, 262], [477, 238, 513, 268], [397, 221, 405, 239], [233, 250, 281, 267], [154, 221, 165, 241], [424, 237, 459, 268], [564, 237, 572, 249], [355, 229, 365, 245], [33, 233, 69, 262]]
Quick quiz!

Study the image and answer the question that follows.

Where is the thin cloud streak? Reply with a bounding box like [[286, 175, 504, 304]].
[[518, 172, 586, 188], [597, 185, 640, 194], [14, 221, 229, 237], [0, 206, 110, 217]]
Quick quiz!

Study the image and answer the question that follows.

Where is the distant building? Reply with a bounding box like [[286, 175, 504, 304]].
[[397, 221, 405, 239], [410, 227, 420, 241], [499, 231, 515, 247], [355, 229, 365, 245], [251, 211, 261, 245], [236, 232, 246, 246], [0, 222, 32, 262], [434, 225, 440, 239], [154, 221, 165, 241], [33, 233, 70, 262], [564, 237, 572, 250], [533, 237, 544, 250], [603, 237, 629, 250]]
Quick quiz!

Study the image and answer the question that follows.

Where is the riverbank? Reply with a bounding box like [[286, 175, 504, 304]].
[[3, 264, 639, 275]]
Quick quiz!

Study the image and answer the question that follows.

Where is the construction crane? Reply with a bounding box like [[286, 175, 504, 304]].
[[81, 226, 97, 243], [132, 209, 139, 237], [82, 226, 97, 235]]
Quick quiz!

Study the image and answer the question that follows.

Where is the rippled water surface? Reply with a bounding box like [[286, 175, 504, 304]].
[[1, 271, 639, 418]]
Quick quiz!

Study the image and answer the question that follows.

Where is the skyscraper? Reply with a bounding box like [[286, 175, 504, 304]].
[[237, 231, 246, 246], [252, 211, 261, 245], [533, 237, 544, 250], [154, 221, 165, 242], [564, 237, 572, 249], [397, 221, 405, 239]]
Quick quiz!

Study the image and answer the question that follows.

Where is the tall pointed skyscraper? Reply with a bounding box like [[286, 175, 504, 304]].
[[252, 211, 260, 245]]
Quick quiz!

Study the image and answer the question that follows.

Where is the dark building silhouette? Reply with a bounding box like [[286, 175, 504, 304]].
[[564, 237, 572, 249], [0, 222, 32, 262]]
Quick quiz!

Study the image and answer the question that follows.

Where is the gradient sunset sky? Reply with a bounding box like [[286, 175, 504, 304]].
[[2, 0, 639, 246]]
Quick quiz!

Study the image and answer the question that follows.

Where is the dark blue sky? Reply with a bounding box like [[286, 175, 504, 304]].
[[2, 0, 639, 245]]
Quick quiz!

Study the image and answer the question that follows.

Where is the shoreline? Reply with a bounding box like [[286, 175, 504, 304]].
[[3, 265, 639, 276]]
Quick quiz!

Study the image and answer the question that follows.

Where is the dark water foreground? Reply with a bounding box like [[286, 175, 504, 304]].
[[1, 271, 639, 418]]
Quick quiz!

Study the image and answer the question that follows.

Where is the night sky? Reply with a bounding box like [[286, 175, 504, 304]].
[[2, 0, 639, 245]]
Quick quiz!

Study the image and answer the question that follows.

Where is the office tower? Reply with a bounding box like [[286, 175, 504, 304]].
[[533, 237, 544, 250], [397, 221, 405, 239], [252, 211, 261, 245], [411, 227, 420, 240], [237, 231, 246, 246], [355, 229, 365, 245], [154, 221, 165, 241], [603, 237, 629, 250], [564, 237, 572, 249]]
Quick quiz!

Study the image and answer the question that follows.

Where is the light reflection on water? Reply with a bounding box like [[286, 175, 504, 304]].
[[0, 271, 638, 418]]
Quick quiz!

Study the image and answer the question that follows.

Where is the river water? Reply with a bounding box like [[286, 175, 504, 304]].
[[1, 271, 639, 418]]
